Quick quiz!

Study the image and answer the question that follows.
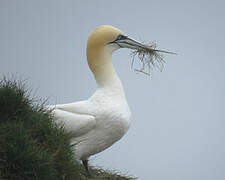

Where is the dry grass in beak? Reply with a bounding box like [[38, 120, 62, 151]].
[[130, 42, 176, 76]]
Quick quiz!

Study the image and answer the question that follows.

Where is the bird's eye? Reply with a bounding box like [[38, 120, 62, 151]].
[[117, 35, 127, 40]]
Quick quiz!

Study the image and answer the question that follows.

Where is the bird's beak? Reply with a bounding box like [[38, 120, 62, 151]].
[[110, 36, 146, 50], [116, 37, 147, 50], [109, 35, 176, 54]]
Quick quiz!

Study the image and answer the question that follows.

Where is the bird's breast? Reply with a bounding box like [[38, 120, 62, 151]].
[[93, 89, 131, 131], [93, 98, 131, 141]]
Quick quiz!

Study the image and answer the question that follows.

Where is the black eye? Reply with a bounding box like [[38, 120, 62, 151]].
[[117, 35, 127, 40]]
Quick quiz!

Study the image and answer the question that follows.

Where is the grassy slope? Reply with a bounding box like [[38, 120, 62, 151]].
[[0, 77, 134, 180]]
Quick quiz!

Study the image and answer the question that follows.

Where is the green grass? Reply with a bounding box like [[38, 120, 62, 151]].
[[0, 77, 135, 180]]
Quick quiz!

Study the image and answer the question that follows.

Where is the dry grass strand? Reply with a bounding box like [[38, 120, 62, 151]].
[[130, 42, 175, 76]]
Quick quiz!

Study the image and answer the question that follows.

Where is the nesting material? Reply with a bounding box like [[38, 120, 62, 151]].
[[130, 42, 176, 76]]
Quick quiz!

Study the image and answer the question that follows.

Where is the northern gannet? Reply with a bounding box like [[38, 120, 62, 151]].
[[50, 25, 163, 175]]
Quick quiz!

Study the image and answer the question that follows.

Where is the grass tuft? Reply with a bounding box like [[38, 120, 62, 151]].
[[0, 77, 83, 180]]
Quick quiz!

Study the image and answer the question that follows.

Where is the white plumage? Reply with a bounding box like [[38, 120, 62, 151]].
[[51, 84, 131, 160]]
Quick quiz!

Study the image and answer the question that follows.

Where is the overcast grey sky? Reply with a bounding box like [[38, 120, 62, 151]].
[[1, 0, 225, 179]]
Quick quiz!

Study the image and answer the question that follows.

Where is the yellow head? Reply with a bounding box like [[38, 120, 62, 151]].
[[87, 25, 123, 51], [86, 25, 124, 70]]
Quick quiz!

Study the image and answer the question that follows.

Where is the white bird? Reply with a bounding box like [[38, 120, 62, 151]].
[[49, 25, 161, 175]]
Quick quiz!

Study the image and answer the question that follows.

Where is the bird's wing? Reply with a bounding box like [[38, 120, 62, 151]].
[[52, 108, 96, 137], [47, 100, 93, 115]]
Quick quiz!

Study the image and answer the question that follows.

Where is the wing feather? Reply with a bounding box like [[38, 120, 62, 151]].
[[52, 109, 96, 137]]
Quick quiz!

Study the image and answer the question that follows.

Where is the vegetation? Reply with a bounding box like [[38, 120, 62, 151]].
[[0, 77, 134, 180], [130, 42, 177, 76]]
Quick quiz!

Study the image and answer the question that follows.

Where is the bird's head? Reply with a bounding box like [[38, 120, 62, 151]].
[[87, 25, 150, 57], [87, 25, 122, 54]]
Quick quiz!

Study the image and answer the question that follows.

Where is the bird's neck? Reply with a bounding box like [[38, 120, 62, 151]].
[[87, 47, 122, 89]]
